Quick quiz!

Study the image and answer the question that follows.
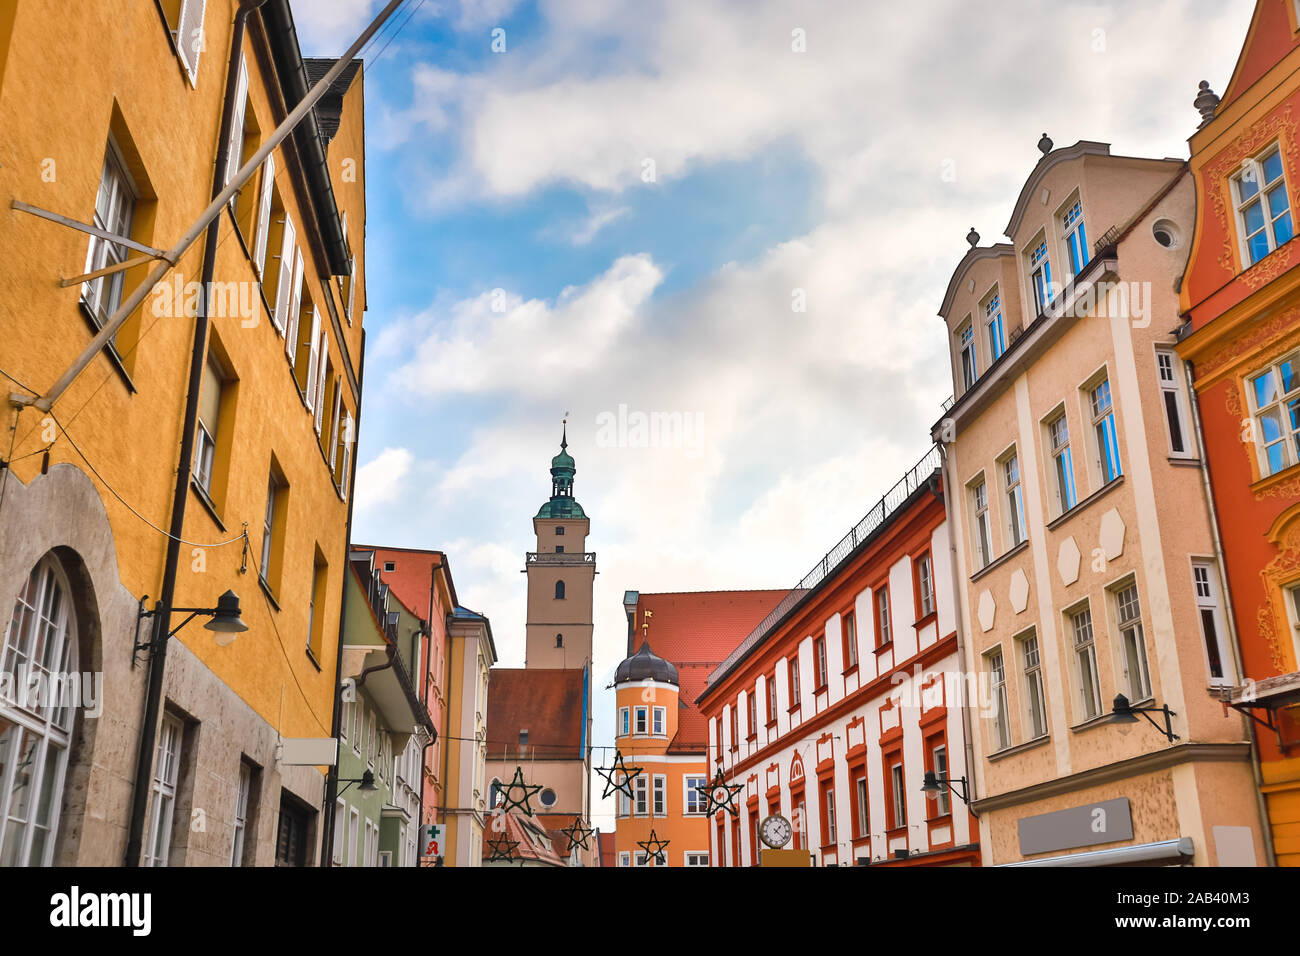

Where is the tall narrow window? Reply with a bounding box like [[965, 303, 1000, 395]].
[[1070, 605, 1102, 721], [1090, 379, 1122, 483], [814, 637, 828, 689], [81, 140, 137, 343], [1029, 238, 1053, 314], [984, 290, 1006, 362], [1062, 198, 1089, 277], [875, 587, 892, 646], [789, 657, 801, 709], [1247, 351, 1300, 477], [917, 555, 935, 618], [554, 580, 566, 600], [988, 649, 1011, 751], [1047, 413, 1077, 512], [972, 479, 992, 568], [729, 704, 738, 750], [169, 0, 207, 85], [145, 714, 184, 867], [1019, 631, 1048, 739], [271, 211, 298, 335], [746, 693, 756, 738], [958, 321, 978, 391], [889, 763, 907, 829], [843, 612, 858, 669], [854, 775, 869, 838], [0, 556, 78, 866], [930, 743, 950, 816], [224, 55, 249, 191], [1193, 562, 1231, 684], [231, 762, 251, 866], [766, 672, 777, 724], [194, 354, 226, 496], [633, 775, 648, 816], [307, 556, 327, 659], [824, 788, 837, 844], [1157, 351, 1190, 455], [1233, 145, 1293, 267], [653, 775, 666, 817], [1115, 584, 1151, 700], [252, 155, 276, 278], [635, 707, 648, 735], [1003, 453, 1026, 547], [260, 473, 278, 583], [652, 706, 665, 736]]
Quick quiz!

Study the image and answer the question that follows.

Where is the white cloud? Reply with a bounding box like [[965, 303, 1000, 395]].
[[354, 447, 414, 510]]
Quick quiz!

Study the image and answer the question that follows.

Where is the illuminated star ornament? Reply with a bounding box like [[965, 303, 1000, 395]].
[[497, 766, 544, 816], [560, 815, 595, 852], [697, 769, 744, 818], [596, 752, 643, 801], [637, 829, 671, 866], [486, 830, 521, 864]]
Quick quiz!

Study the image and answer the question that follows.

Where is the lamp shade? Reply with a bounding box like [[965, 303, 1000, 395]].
[[205, 589, 248, 642], [1109, 693, 1139, 723]]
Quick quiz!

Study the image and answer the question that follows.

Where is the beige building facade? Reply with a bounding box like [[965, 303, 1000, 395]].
[[933, 140, 1267, 866]]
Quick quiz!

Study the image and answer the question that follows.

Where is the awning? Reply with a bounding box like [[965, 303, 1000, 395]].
[[1002, 837, 1194, 867], [1224, 673, 1300, 752]]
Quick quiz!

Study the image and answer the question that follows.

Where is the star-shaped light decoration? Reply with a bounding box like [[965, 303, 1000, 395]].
[[696, 769, 744, 818], [486, 830, 521, 864], [637, 829, 671, 866], [595, 752, 643, 801], [559, 815, 595, 852], [497, 766, 544, 816]]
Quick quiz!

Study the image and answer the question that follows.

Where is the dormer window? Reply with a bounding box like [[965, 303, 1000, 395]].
[[957, 320, 977, 391], [1234, 145, 1293, 267], [1061, 198, 1090, 276], [1028, 238, 1053, 315], [983, 290, 1005, 362]]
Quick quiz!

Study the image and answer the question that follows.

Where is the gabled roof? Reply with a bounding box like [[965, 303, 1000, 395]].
[[482, 812, 566, 866], [486, 668, 586, 760], [1218, 0, 1300, 114], [1004, 141, 1111, 238], [630, 590, 787, 752], [353, 545, 457, 624]]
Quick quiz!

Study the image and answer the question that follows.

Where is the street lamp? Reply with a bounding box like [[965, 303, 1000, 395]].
[[1109, 694, 1178, 742], [133, 589, 248, 664], [920, 770, 972, 806], [337, 770, 378, 796]]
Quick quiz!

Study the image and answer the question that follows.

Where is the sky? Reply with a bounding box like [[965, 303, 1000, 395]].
[[290, 0, 1257, 832]]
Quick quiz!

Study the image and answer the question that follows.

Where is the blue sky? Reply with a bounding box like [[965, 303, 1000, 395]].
[[291, 0, 1256, 832]]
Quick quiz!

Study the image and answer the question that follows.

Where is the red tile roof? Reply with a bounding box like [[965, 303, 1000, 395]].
[[632, 590, 786, 752], [483, 812, 566, 866], [486, 668, 586, 760], [353, 545, 447, 622]]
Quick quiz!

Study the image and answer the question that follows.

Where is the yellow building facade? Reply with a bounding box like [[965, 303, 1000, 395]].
[[0, 0, 365, 865]]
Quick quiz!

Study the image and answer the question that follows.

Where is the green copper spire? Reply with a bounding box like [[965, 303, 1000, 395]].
[[536, 421, 586, 519]]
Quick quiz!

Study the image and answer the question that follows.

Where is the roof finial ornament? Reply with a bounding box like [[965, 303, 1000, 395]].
[[1194, 81, 1220, 128], [966, 227, 980, 248], [561, 411, 568, 451], [1037, 133, 1053, 156]]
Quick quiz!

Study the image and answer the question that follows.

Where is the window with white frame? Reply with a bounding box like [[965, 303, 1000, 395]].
[[930, 742, 950, 817], [1247, 350, 1300, 477], [875, 587, 891, 646], [984, 289, 1006, 363], [1115, 583, 1151, 701], [1018, 630, 1049, 740], [653, 774, 666, 816], [271, 211, 299, 336], [987, 648, 1011, 751], [684, 775, 707, 815], [619, 851, 631, 867], [766, 671, 778, 722], [1002, 451, 1026, 547], [917, 554, 935, 618], [224, 54, 249, 193], [1089, 378, 1122, 483], [1156, 350, 1192, 456], [1047, 411, 1078, 514], [347, 807, 359, 866], [1061, 197, 1090, 277], [652, 706, 666, 736], [1069, 604, 1102, 721], [194, 354, 226, 496], [0, 556, 79, 866], [617, 778, 630, 817], [971, 478, 992, 568], [1193, 561, 1233, 684], [1233, 144, 1293, 267], [231, 762, 251, 866], [958, 320, 978, 392], [889, 763, 906, 829], [824, 788, 837, 844], [844, 612, 859, 668], [145, 713, 184, 867], [351, 701, 362, 755], [366, 711, 376, 768], [252, 155, 276, 278], [814, 636, 827, 688], [1028, 236, 1054, 315], [854, 775, 869, 837], [633, 775, 648, 816], [685, 851, 709, 866], [634, 706, 648, 735], [618, 706, 629, 737], [331, 798, 345, 865], [1285, 583, 1300, 663], [168, 0, 207, 85], [634, 850, 650, 867], [260, 472, 279, 583], [81, 140, 137, 343]]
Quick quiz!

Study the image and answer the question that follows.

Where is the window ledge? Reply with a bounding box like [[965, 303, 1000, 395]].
[[257, 573, 281, 611], [813, 683, 828, 695], [1068, 711, 1114, 734], [873, 639, 894, 656], [189, 478, 227, 532], [842, 664, 859, 677], [1045, 475, 1124, 532], [924, 811, 954, 825], [1251, 460, 1300, 496], [1167, 456, 1201, 468], [79, 301, 138, 395], [986, 734, 1052, 763], [305, 645, 323, 672], [787, 704, 801, 716], [970, 538, 1029, 582], [913, 610, 938, 630]]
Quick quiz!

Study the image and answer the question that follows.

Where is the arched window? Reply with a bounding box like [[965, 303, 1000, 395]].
[[0, 554, 78, 866], [555, 580, 565, 600], [489, 778, 502, 809], [555, 633, 564, 648]]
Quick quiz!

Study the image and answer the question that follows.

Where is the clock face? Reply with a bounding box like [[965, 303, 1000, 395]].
[[760, 814, 792, 849]]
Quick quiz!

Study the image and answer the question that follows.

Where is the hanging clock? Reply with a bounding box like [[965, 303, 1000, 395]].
[[759, 813, 792, 849]]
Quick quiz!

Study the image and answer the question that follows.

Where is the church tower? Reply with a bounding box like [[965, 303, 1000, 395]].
[[524, 425, 596, 669]]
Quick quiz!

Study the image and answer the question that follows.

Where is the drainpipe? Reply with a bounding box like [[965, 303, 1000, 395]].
[[1182, 358, 1277, 867], [937, 442, 981, 821], [124, 0, 267, 867], [319, 335, 365, 866]]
